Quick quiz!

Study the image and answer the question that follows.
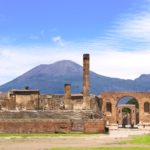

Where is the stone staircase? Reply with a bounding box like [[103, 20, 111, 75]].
[[0, 110, 102, 120]]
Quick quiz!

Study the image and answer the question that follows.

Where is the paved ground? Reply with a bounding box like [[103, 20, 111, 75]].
[[0, 129, 149, 150]]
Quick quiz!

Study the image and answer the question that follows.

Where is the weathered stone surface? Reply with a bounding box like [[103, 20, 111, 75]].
[[101, 92, 150, 128], [64, 84, 72, 109], [39, 95, 64, 110], [117, 104, 136, 126], [0, 119, 71, 133], [0, 118, 106, 133], [84, 119, 106, 133], [83, 54, 90, 109], [0, 110, 101, 120], [9, 90, 40, 110]]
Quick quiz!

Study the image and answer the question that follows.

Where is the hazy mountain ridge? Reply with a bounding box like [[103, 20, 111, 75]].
[[0, 60, 150, 94]]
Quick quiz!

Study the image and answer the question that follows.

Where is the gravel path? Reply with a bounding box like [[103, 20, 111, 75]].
[[0, 129, 149, 150]]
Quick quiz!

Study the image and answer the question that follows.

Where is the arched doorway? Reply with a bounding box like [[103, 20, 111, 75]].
[[117, 96, 139, 128], [122, 107, 131, 127], [101, 92, 150, 129]]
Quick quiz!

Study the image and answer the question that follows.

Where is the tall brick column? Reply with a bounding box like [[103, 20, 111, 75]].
[[83, 54, 90, 97], [64, 84, 72, 109], [82, 54, 90, 109]]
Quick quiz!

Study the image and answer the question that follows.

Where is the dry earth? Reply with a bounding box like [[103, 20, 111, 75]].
[[0, 129, 149, 150]]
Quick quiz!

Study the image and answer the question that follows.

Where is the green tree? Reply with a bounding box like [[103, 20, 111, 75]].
[[24, 86, 29, 90], [122, 107, 131, 113], [127, 98, 139, 108]]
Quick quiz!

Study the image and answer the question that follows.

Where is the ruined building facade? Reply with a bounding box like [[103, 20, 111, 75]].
[[0, 54, 104, 133], [0, 54, 149, 133]]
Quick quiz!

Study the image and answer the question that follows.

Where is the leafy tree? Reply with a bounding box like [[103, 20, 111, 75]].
[[24, 86, 29, 90], [127, 98, 139, 108], [122, 107, 131, 113]]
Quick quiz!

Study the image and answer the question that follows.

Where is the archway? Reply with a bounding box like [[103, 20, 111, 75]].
[[122, 107, 131, 127], [117, 96, 139, 128], [101, 92, 150, 129]]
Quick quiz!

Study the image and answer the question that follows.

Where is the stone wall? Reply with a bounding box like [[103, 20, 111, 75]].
[[0, 90, 102, 114], [0, 119, 105, 133], [84, 119, 106, 133], [39, 95, 64, 110], [0, 93, 9, 110], [0, 119, 71, 133], [0, 110, 101, 120], [0, 111, 105, 133]]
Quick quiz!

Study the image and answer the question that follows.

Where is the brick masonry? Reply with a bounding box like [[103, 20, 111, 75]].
[[0, 119, 105, 133], [84, 119, 106, 133], [102, 92, 150, 128]]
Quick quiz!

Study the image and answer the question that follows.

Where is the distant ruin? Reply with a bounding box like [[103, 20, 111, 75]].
[[102, 92, 150, 129], [0, 54, 149, 133]]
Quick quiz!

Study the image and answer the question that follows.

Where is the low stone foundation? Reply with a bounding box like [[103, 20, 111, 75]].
[[0, 119, 105, 133], [0, 111, 105, 133], [84, 119, 106, 133], [0, 119, 71, 133]]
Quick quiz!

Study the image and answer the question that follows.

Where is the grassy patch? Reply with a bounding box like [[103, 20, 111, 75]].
[[0, 133, 98, 137], [51, 148, 150, 150], [121, 134, 150, 145]]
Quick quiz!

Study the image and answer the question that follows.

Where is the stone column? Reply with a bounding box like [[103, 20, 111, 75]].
[[82, 54, 90, 109], [83, 54, 90, 96], [64, 84, 72, 109]]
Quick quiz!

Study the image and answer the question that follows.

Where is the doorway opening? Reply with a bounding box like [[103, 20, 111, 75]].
[[117, 96, 139, 128]]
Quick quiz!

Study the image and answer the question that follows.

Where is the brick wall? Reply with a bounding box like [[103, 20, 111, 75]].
[[0, 119, 105, 133], [0, 119, 71, 133], [84, 119, 106, 133]]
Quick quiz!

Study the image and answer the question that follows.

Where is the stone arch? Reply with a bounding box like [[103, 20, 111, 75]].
[[116, 96, 139, 108], [117, 104, 136, 128], [101, 92, 150, 129]]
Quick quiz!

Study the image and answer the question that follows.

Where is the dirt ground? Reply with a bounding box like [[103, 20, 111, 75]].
[[0, 129, 149, 150]]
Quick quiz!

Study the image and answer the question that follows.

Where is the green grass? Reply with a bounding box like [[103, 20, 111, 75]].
[[50, 148, 149, 150], [121, 134, 150, 145], [0, 133, 98, 137]]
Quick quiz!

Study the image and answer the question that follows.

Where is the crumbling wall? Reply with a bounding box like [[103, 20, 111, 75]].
[[39, 95, 64, 110], [0, 93, 9, 110], [84, 119, 106, 133], [15, 94, 39, 110], [0, 111, 105, 133], [0, 119, 105, 133], [0, 119, 71, 133]]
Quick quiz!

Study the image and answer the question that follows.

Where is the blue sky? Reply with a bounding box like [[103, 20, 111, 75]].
[[0, 0, 141, 46], [0, 0, 150, 84]]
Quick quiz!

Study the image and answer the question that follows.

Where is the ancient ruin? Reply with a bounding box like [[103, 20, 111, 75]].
[[117, 104, 136, 128], [102, 92, 150, 129], [0, 54, 149, 133]]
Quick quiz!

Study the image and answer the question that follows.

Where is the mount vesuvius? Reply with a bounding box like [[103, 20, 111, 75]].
[[0, 60, 150, 94]]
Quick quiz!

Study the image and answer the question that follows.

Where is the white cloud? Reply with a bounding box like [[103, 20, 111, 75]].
[[52, 36, 65, 46], [102, 0, 150, 51], [115, 12, 150, 44], [1, 1, 150, 85], [1, 45, 150, 85], [0, 46, 82, 85]]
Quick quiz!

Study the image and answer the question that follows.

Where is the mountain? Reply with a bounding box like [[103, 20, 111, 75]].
[[135, 74, 150, 82], [0, 60, 150, 94]]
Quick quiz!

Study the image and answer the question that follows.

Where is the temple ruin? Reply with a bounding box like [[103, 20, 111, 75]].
[[0, 54, 149, 133]]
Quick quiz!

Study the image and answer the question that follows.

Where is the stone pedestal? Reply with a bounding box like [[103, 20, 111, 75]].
[[64, 84, 72, 109]]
